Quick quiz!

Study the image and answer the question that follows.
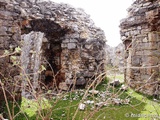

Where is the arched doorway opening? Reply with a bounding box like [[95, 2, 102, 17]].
[[20, 19, 68, 98]]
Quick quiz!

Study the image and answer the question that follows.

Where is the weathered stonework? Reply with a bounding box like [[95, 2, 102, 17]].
[[120, 0, 160, 96], [0, 0, 106, 100], [105, 43, 124, 72]]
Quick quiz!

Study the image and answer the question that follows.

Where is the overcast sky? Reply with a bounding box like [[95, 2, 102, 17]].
[[52, 0, 133, 47]]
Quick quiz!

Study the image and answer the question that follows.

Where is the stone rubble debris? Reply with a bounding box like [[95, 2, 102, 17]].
[[79, 103, 86, 110], [109, 79, 121, 87], [89, 90, 99, 94], [84, 100, 94, 104]]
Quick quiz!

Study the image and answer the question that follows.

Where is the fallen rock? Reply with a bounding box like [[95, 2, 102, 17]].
[[79, 103, 85, 110], [112, 98, 122, 105], [89, 90, 99, 94], [110, 79, 121, 87], [84, 100, 94, 104], [95, 102, 104, 107]]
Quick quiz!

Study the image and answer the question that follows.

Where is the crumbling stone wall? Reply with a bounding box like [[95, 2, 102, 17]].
[[0, 0, 22, 103], [0, 0, 106, 100], [120, 0, 160, 96]]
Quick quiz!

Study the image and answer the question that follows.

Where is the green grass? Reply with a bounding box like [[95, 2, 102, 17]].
[[2, 75, 160, 120], [107, 74, 124, 82], [127, 89, 160, 120]]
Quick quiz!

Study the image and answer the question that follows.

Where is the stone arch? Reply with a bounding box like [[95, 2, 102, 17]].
[[20, 19, 70, 97]]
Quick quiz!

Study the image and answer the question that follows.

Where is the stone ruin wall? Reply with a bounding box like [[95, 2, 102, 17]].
[[0, 0, 22, 102], [120, 0, 160, 96], [0, 0, 106, 101], [105, 43, 124, 72]]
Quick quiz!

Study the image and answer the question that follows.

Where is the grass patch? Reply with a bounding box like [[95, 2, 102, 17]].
[[2, 75, 160, 120]]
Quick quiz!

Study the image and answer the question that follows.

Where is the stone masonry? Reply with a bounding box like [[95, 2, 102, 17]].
[[105, 43, 124, 72], [0, 0, 106, 100], [120, 0, 160, 96]]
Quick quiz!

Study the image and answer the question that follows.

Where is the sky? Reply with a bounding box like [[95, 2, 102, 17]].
[[51, 0, 133, 47]]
